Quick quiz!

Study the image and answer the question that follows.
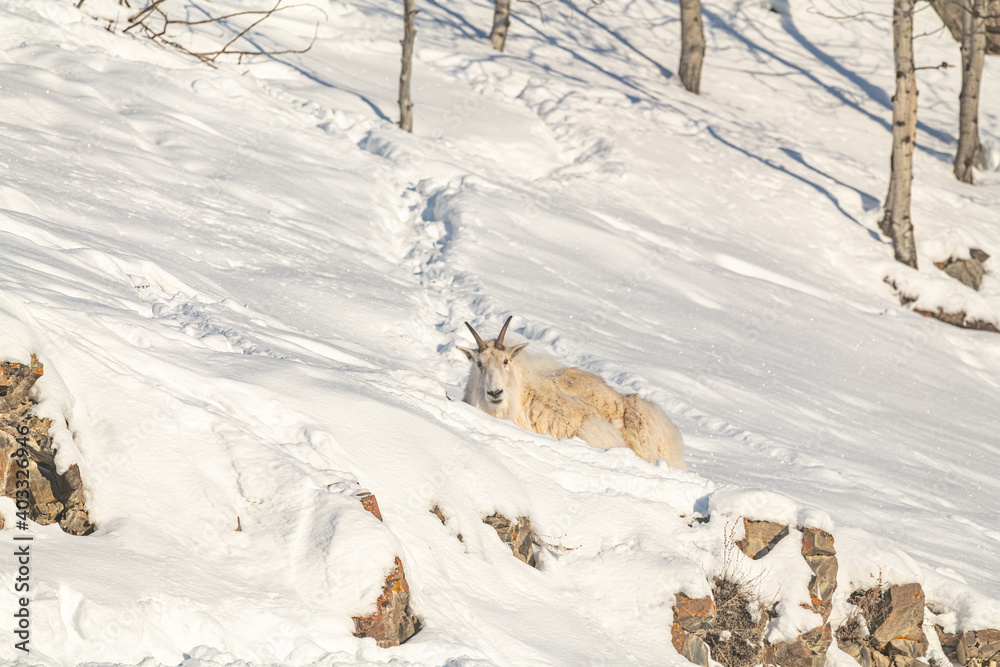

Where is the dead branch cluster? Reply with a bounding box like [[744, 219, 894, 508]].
[[118, 0, 324, 67]]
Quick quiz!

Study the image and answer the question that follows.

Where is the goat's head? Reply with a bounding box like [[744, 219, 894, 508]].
[[458, 316, 528, 415]]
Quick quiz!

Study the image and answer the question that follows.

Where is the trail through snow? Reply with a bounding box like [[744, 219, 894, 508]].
[[0, 0, 998, 664]]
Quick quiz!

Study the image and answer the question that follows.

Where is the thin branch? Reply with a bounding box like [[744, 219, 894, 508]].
[[807, 6, 891, 19], [806, 0, 934, 21], [122, 0, 325, 67], [915, 60, 953, 69]]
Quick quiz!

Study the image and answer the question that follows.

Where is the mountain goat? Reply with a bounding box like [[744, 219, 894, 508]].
[[458, 316, 686, 470]]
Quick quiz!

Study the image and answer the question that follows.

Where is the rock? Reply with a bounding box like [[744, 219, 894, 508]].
[[0, 355, 43, 412], [935, 251, 990, 292], [484, 513, 537, 567], [674, 594, 717, 634], [936, 625, 961, 663], [352, 557, 421, 647], [840, 639, 874, 667], [356, 491, 383, 521], [842, 583, 927, 667], [0, 359, 94, 536], [431, 505, 463, 542], [867, 584, 926, 653], [673, 629, 712, 667], [736, 518, 788, 560], [672, 594, 716, 667], [957, 629, 1000, 666], [768, 623, 833, 667], [884, 278, 1000, 334], [801, 528, 838, 624]]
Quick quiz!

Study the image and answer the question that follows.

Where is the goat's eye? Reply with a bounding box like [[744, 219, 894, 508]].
[[477, 362, 482, 369], [503, 359, 508, 365]]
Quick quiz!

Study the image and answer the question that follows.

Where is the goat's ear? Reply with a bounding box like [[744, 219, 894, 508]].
[[457, 346, 476, 361], [509, 342, 528, 358]]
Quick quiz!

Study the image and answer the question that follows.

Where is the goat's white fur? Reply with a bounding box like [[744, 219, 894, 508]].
[[458, 318, 686, 470]]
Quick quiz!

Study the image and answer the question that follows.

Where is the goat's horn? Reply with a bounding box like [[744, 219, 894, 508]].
[[465, 321, 486, 351], [495, 315, 513, 350]]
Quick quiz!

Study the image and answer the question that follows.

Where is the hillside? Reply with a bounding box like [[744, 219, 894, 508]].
[[0, 0, 998, 664]]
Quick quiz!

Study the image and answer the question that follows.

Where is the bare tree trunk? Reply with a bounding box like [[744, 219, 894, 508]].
[[398, 0, 417, 133], [490, 0, 511, 52], [679, 0, 706, 94], [881, 0, 919, 269], [955, 0, 987, 183]]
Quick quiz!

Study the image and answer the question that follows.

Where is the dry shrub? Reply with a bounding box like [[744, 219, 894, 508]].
[[837, 572, 884, 651], [706, 522, 769, 667]]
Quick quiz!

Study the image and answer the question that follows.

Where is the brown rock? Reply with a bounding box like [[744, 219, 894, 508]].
[[0, 358, 94, 536], [840, 639, 874, 667], [936, 625, 961, 663], [0, 355, 43, 412], [885, 278, 1000, 334], [484, 513, 537, 567], [801, 528, 838, 624], [736, 518, 788, 560], [958, 629, 1000, 665], [868, 584, 926, 652], [672, 594, 716, 667], [352, 557, 421, 647], [934, 252, 989, 292], [672, 627, 712, 667], [888, 635, 928, 659], [768, 623, 833, 667], [356, 491, 383, 521], [801, 527, 836, 557], [674, 594, 716, 635]]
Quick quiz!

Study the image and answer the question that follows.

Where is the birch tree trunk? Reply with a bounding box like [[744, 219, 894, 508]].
[[954, 0, 987, 183], [881, 0, 919, 269], [398, 0, 417, 133], [490, 0, 511, 52], [679, 0, 705, 94]]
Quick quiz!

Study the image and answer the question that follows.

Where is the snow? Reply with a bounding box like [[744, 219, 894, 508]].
[[0, 0, 999, 664]]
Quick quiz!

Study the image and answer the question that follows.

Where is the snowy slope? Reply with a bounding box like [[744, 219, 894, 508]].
[[0, 0, 999, 664]]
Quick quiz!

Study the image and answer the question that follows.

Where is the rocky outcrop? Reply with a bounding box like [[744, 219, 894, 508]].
[[484, 512, 537, 567], [763, 527, 838, 667], [801, 528, 837, 624], [957, 629, 1000, 666], [671, 594, 716, 667], [886, 278, 1000, 334], [0, 356, 94, 536], [673, 521, 839, 667], [350, 490, 421, 647], [936, 624, 1000, 666], [768, 623, 833, 667], [839, 583, 928, 667], [352, 556, 421, 647]]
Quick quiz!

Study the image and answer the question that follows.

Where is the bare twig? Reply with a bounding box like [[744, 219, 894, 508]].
[[807, 1, 935, 20], [122, 0, 325, 67], [915, 60, 953, 69], [807, 6, 892, 19]]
